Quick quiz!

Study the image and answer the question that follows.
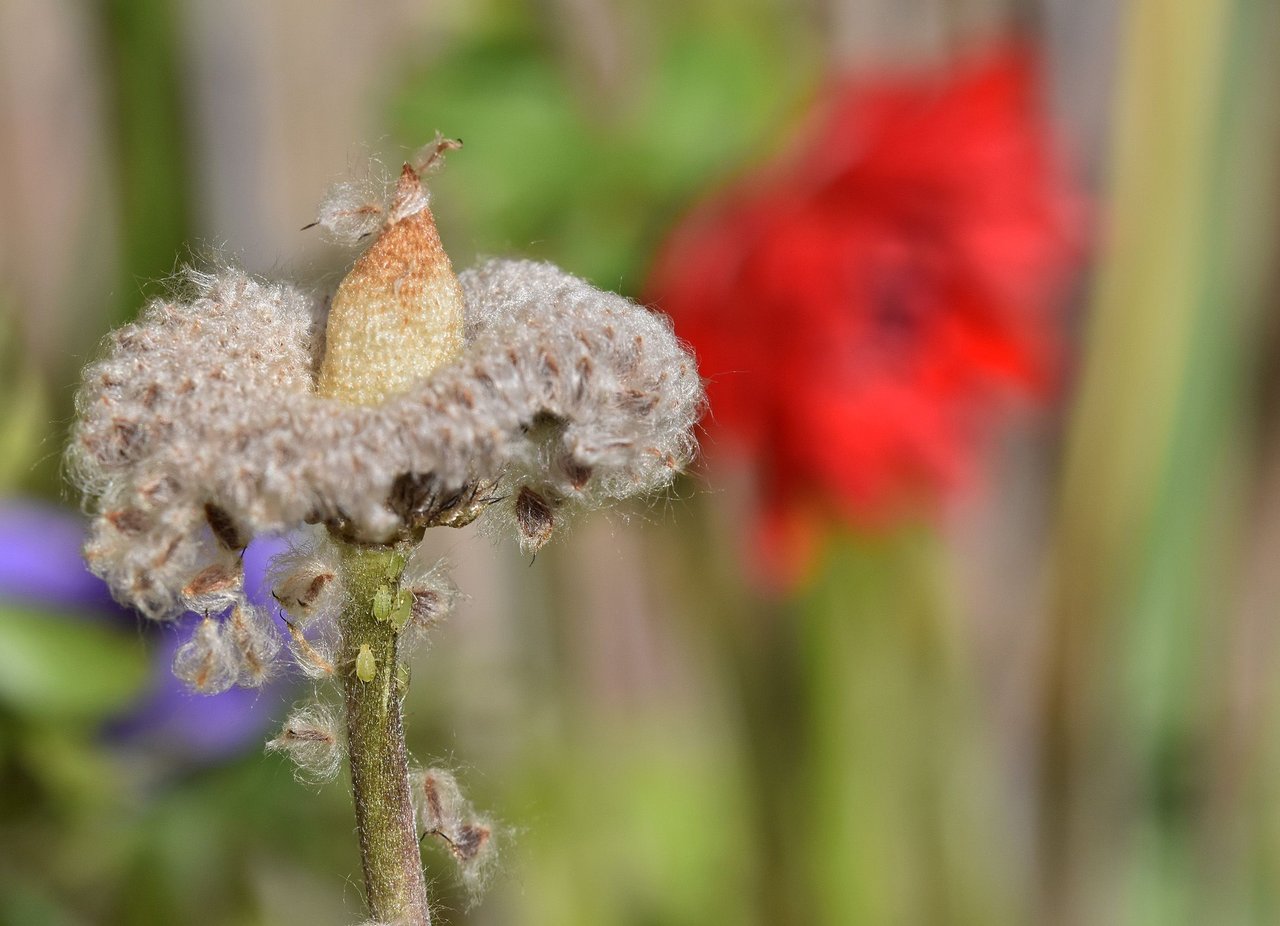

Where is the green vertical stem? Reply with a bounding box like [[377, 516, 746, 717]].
[[99, 0, 192, 325], [799, 529, 1015, 925], [720, 594, 810, 925], [339, 545, 431, 925], [671, 496, 814, 924], [1038, 0, 1252, 921]]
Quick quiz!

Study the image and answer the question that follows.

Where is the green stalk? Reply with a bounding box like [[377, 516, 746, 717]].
[[1038, 0, 1255, 921], [99, 0, 192, 327], [338, 544, 430, 925], [799, 527, 1016, 925]]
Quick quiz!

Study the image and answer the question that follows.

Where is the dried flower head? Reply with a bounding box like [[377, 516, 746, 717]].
[[69, 145, 703, 628], [69, 139, 699, 926]]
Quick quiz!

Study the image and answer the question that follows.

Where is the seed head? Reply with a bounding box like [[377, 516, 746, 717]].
[[68, 143, 704, 625]]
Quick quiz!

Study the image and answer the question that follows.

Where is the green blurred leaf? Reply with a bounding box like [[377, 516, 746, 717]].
[[99, 0, 193, 325], [0, 605, 148, 721], [0, 375, 47, 494], [0, 883, 82, 926], [388, 8, 811, 291], [508, 721, 755, 926], [0, 298, 50, 494]]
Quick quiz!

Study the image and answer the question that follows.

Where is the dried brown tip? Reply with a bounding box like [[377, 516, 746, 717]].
[[413, 133, 463, 176]]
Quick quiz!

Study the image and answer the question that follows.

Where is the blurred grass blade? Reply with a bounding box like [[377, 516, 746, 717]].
[[1039, 0, 1278, 921], [801, 529, 1019, 925]]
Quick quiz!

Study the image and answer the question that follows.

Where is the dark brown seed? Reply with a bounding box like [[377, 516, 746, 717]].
[[410, 589, 442, 627], [560, 457, 593, 490], [182, 562, 241, 599], [301, 572, 333, 608], [108, 419, 141, 463], [514, 487, 555, 552], [280, 724, 336, 746], [525, 410, 566, 438], [106, 507, 149, 535], [390, 472, 443, 527], [389, 472, 492, 530], [273, 569, 334, 615], [450, 823, 491, 861], [204, 502, 245, 550]]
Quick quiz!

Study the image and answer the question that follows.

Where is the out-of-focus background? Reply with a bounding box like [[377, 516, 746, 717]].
[[1, 0, 1278, 924]]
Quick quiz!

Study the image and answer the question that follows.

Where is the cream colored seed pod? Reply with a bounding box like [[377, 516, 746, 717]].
[[317, 161, 465, 405]]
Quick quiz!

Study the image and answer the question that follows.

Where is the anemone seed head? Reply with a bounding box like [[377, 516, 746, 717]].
[[68, 144, 704, 624]]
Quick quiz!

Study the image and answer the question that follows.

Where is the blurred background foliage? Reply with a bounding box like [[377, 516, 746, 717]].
[[1, 0, 1279, 924]]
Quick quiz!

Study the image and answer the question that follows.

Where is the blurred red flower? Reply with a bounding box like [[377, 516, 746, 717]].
[[646, 43, 1083, 583]]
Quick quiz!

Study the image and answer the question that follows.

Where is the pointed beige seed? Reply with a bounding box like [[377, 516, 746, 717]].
[[317, 163, 465, 405]]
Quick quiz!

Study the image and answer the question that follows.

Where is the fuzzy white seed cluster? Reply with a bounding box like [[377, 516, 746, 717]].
[[415, 766, 499, 900], [265, 701, 344, 783], [68, 268, 319, 621], [171, 601, 281, 693], [69, 259, 701, 621]]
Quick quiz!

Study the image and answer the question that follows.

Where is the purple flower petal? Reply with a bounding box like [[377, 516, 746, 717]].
[[104, 533, 295, 762], [105, 628, 291, 762], [0, 499, 125, 616], [0, 498, 299, 764]]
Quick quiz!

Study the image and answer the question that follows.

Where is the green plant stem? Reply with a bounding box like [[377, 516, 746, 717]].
[[1038, 1, 1241, 921], [338, 543, 430, 925]]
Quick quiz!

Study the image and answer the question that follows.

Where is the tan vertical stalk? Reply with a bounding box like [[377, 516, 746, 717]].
[[1038, 2, 1235, 922]]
